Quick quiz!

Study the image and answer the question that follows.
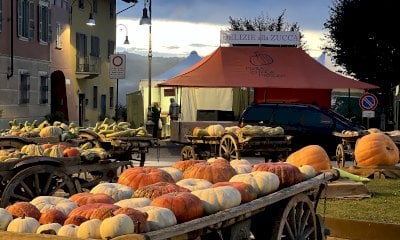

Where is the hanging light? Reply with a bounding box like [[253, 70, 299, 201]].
[[86, 12, 96, 26], [124, 35, 130, 45], [139, 4, 151, 25]]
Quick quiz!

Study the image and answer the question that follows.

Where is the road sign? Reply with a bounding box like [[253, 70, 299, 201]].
[[359, 93, 378, 111], [362, 110, 375, 118], [109, 54, 126, 79]]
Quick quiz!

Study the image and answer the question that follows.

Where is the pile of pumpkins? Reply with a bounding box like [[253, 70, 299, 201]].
[[192, 124, 285, 137], [0, 145, 333, 239]]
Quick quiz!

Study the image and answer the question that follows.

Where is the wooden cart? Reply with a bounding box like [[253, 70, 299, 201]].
[[181, 132, 292, 161]]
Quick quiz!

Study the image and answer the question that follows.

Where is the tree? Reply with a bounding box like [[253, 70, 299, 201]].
[[324, 0, 400, 130], [228, 11, 306, 48]]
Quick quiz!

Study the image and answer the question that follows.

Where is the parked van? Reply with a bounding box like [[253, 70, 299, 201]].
[[238, 103, 366, 157]]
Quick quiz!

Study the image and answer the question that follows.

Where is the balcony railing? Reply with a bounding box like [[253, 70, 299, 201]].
[[76, 55, 101, 75]]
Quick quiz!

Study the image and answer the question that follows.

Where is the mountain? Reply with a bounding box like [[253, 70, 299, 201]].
[[117, 51, 182, 105]]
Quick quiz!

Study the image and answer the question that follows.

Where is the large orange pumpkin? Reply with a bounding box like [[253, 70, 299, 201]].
[[117, 167, 175, 190], [151, 192, 204, 223], [172, 160, 206, 172], [183, 161, 236, 184], [286, 145, 332, 171], [69, 192, 115, 206], [355, 132, 399, 167], [6, 202, 41, 221], [68, 203, 119, 220]]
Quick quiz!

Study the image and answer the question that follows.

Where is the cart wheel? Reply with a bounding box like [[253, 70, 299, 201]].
[[219, 134, 240, 160], [181, 146, 196, 160], [270, 193, 318, 239], [336, 143, 346, 168], [1, 165, 77, 208]]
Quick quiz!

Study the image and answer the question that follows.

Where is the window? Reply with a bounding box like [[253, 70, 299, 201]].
[[109, 1, 115, 19], [107, 40, 115, 61], [0, 0, 3, 32], [19, 73, 30, 104], [93, 86, 98, 108], [92, 0, 97, 13], [39, 75, 49, 104], [17, 0, 34, 39], [56, 22, 62, 48], [78, 0, 84, 9], [90, 35, 100, 57], [38, 1, 51, 43], [76, 32, 87, 71], [109, 87, 114, 108]]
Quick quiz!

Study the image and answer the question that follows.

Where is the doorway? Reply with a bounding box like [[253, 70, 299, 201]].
[[50, 71, 69, 121], [79, 94, 86, 126]]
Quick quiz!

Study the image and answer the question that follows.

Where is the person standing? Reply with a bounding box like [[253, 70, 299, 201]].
[[168, 98, 180, 121], [151, 102, 161, 138]]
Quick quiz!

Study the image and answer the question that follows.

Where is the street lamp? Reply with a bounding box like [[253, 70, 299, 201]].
[[115, 24, 130, 121], [140, 0, 153, 134], [70, 0, 96, 26]]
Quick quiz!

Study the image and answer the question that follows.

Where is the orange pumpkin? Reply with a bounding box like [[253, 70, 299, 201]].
[[39, 209, 67, 225], [355, 132, 399, 167], [212, 182, 257, 203], [183, 161, 236, 184], [117, 167, 175, 190], [252, 162, 303, 188], [151, 192, 204, 223], [172, 160, 206, 172], [6, 202, 41, 221], [63, 147, 81, 157], [69, 192, 115, 206], [63, 215, 88, 226], [68, 203, 119, 220], [286, 145, 332, 171]]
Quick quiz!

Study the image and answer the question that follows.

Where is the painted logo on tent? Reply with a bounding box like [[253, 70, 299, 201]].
[[250, 51, 274, 66]]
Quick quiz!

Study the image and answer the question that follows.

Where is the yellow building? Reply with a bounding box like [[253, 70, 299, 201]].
[[69, 0, 117, 126]]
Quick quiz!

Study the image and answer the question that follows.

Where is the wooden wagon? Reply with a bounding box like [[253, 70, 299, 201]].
[[181, 132, 292, 162]]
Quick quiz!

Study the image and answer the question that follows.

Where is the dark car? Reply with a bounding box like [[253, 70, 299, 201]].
[[238, 102, 366, 157]]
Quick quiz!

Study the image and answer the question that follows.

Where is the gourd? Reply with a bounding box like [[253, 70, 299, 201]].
[[206, 124, 225, 136], [176, 178, 212, 191], [113, 207, 149, 233], [252, 162, 303, 188], [229, 171, 280, 197], [63, 215, 88, 226], [192, 186, 241, 215], [39, 209, 67, 225], [115, 197, 152, 209], [212, 182, 257, 203], [76, 218, 102, 239], [159, 166, 183, 182], [6, 201, 41, 220], [36, 222, 62, 234], [31, 195, 78, 216], [298, 164, 317, 180], [355, 132, 400, 167], [286, 145, 332, 171], [63, 147, 81, 157], [133, 182, 190, 200], [192, 127, 209, 137], [20, 144, 43, 156], [151, 192, 204, 223], [39, 125, 63, 138], [69, 192, 116, 206], [172, 159, 206, 172], [183, 161, 236, 184], [57, 224, 79, 237], [90, 182, 133, 202], [0, 207, 13, 230], [7, 216, 40, 233], [68, 203, 120, 220], [117, 167, 175, 190], [136, 206, 177, 231], [100, 214, 135, 239], [42, 145, 64, 158]]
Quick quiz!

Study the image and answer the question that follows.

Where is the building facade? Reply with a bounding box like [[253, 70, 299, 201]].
[[0, 0, 117, 129]]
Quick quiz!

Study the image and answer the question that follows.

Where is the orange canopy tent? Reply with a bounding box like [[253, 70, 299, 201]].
[[158, 46, 378, 109]]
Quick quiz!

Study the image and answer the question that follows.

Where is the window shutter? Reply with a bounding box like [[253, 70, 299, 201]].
[[38, 5, 42, 41], [48, 9, 52, 42], [17, 0, 22, 37], [29, 0, 34, 40]]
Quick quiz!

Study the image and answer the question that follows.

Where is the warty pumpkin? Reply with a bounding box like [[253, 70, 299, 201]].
[[6, 201, 41, 221], [117, 167, 175, 190], [183, 161, 237, 184], [355, 132, 399, 167], [133, 182, 190, 200], [252, 162, 303, 188], [89, 182, 133, 202], [286, 145, 332, 171]]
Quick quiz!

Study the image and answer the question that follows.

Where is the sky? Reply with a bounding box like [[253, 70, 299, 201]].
[[115, 0, 334, 58]]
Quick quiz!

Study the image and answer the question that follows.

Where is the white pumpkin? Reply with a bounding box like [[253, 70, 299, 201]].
[[90, 182, 133, 201], [298, 164, 317, 180], [7, 216, 40, 233], [230, 171, 280, 196], [231, 164, 253, 174], [192, 186, 242, 215], [159, 167, 183, 182], [115, 197, 152, 209], [100, 214, 135, 239], [137, 206, 177, 231], [230, 159, 251, 165], [30, 195, 78, 216], [57, 224, 79, 238], [77, 218, 102, 239], [176, 178, 212, 191], [0, 207, 13, 230], [36, 223, 62, 234]]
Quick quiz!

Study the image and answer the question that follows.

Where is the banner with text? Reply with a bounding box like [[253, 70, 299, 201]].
[[220, 31, 300, 46]]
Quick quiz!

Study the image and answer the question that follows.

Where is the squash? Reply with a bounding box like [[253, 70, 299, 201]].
[[117, 167, 175, 190], [136, 206, 177, 231], [206, 124, 225, 136], [192, 127, 209, 137], [355, 132, 400, 167], [298, 164, 317, 180], [90, 182, 133, 202], [63, 147, 81, 157], [114, 197, 152, 209], [63, 215, 88, 226], [69, 192, 116, 206], [172, 159, 206, 172], [31, 195, 78, 216], [229, 171, 280, 197], [0, 207, 13, 230], [183, 161, 236, 184], [212, 182, 257, 204], [39, 209, 67, 225], [133, 182, 190, 200], [7, 216, 40, 233], [113, 207, 149, 233], [36, 222, 62, 235], [100, 214, 135, 239], [192, 186, 241, 215], [57, 224, 79, 238], [6, 201, 41, 221], [159, 166, 183, 182], [68, 203, 119, 220], [39, 126, 63, 138], [252, 162, 303, 188], [176, 178, 212, 191], [286, 145, 332, 171], [76, 218, 102, 239], [151, 192, 204, 223]]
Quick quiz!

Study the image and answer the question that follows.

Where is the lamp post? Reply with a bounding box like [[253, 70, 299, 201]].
[[140, 0, 153, 134], [70, 0, 96, 26], [115, 24, 130, 121]]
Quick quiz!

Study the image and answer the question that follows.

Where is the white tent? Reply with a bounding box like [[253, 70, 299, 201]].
[[139, 51, 234, 123]]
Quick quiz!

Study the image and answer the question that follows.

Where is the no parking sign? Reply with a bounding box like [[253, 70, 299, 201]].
[[109, 54, 126, 79], [359, 93, 378, 111]]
